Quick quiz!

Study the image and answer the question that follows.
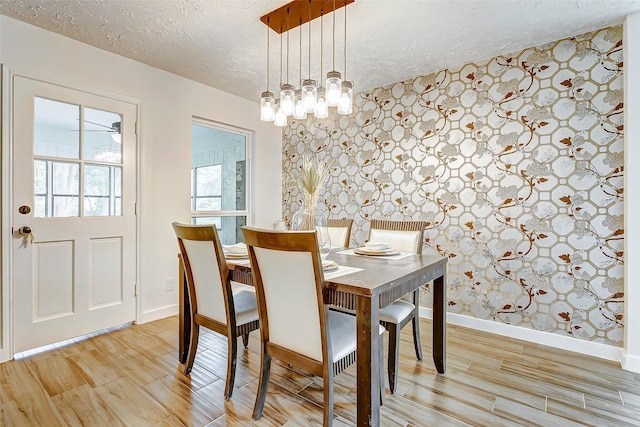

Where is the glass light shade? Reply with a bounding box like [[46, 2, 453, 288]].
[[326, 70, 342, 107], [111, 133, 122, 144], [337, 81, 353, 115], [273, 100, 287, 127], [260, 91, 275, 121], [301, 79, 317, 113], [293, 89, 307, 120], [314, 86, 329, 119], [279, 83, 295, 117]]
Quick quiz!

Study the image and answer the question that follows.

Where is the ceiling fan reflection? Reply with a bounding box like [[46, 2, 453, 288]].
[[72, 120, 122, 143]]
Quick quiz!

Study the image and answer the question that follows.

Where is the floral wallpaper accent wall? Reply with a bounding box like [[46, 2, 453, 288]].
[[282, 26, 624, 346]]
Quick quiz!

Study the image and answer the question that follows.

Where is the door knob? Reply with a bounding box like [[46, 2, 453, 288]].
[[18, 226, 32, 235]]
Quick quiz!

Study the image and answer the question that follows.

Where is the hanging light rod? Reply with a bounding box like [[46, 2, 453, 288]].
[[260, 0, 354, 34]]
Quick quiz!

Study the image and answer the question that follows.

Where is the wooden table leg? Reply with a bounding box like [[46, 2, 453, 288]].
[[356, 294, 380, 427], [432, 273, 446, 373], [178, 254, 190, 364]]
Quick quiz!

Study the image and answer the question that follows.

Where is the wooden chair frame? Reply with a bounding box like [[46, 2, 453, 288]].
[[242, 226, 371, 426], [326, 218, 353, 248], [172, 222, 259, 400], [369, 219, 426, 394]]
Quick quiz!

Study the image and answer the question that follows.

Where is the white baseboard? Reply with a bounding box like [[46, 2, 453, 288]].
[[141, 304, 178, 324], [419, 307, 624, 364], [621, 353, 640, 373]]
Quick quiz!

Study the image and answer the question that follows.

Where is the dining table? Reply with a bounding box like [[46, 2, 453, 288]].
[[177, 247, 447, 427]]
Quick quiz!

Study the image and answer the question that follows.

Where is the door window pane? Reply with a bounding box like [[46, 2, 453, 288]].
[[85, 165, 110, 196], [84, 165, 122, 216], [34, 97, 80, 159], [53, 196, 79, 217], [84, 107, 122, 163], [52, 162, 79, 195], [34, 160, 47, 194], [34, 161, 80, 218]]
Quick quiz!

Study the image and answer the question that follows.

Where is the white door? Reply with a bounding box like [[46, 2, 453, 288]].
[[12, 76, 137, 353]]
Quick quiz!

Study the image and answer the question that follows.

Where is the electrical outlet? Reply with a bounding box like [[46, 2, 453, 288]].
[[165, 277, 176, 292]]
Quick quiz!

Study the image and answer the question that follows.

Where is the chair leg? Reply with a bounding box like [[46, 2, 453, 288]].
[[387, 323, 400, 394], [411, 289, 423, 361], [323, 372, 334, 427], [379, 333, 385, 406], [184, 322, 199, 375], [242, 333, 250, 348], [252, 353, 272, 420], [224, 334, 238, 400]]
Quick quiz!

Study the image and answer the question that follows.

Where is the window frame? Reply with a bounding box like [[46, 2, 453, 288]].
[[190, 118, 252, 229]]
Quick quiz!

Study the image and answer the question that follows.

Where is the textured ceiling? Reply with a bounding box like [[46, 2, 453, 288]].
[[2, 0, 640, 103]]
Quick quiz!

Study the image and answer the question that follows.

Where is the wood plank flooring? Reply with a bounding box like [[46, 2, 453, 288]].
[[2, 316, 639, 426]]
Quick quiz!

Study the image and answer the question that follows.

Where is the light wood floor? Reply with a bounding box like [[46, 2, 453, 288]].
[[2, 316, 639, 426]]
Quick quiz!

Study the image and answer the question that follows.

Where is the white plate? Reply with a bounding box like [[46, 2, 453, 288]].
[[322, 260, 339, 271], [225, 252, 248, 259], [354, 247, 399, 256]]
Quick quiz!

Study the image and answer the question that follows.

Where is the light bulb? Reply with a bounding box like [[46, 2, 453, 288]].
[[302, 79, 317, 113], [260, 91, 275, 121], [293, 89, 307, 120], [337, 81, 353, 115], [274, 100, 287, 127], [280, 83, 295, 116], [326, 70, 342, 107], [314, 86, 329, 119]]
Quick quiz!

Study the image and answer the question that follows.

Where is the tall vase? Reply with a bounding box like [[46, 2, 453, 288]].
[[291, 192, 327, 231]]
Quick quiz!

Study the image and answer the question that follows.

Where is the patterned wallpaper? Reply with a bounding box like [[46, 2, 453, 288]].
[[282, 27, 624, 346]]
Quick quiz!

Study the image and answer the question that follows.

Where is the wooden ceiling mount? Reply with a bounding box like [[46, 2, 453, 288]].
[[260, 0, 355, 34]]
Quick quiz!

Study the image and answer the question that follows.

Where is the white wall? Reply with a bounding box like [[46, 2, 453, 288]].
[[0, 16, 282, 359], [623, 11, 640, 372]]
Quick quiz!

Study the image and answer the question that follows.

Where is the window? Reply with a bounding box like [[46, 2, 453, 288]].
[[191, 120, 250, 244], [33, 98, 123, 217]]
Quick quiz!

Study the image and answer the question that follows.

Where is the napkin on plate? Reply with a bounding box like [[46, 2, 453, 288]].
[[364, 241, 390, 251], [223, 242, 248, 255]]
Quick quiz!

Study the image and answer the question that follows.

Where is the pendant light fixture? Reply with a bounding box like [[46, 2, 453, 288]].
[[337, 1, 353, 115], [260, 17, 275, 121], [294, 19, 307, 120], [301, 1, 317, 113], [325, 0, 342, 107], [280, 11, 295, 117], [274, 29, 287, 126], [260, 0, 355, 125], [314, 10, 329, 119]]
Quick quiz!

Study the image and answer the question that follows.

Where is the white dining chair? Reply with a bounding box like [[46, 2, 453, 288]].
[[368, 219, 427, 394], [172, 222, 259, 400], [326, 218, 353, 248], [242, 226, 384, 426]]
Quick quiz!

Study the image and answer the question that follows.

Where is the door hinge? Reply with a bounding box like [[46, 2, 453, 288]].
[[135, 121, 139, 135], [134, 203, 137, 215], [134, 283, 138, 297]]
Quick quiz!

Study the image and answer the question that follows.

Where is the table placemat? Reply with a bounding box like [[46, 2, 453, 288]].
[[324, 265, 363, 280]]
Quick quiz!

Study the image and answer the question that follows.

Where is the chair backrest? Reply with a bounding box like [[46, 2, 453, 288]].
[[368, 219, 426, 254], [242, 227, 328, 364], [172, 222, 232, 324], [326, 218, 353, 248]]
